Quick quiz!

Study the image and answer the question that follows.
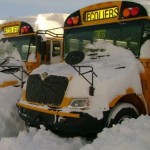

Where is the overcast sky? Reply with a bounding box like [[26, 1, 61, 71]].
[[0, 0, 149, 19], [0, 0, 105, 19]]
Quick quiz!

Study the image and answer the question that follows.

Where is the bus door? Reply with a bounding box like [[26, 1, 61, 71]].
[[50, 40, 62, 64]]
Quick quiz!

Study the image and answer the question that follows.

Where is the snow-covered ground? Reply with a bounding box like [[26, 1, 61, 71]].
[[0, 91, 150, 150]]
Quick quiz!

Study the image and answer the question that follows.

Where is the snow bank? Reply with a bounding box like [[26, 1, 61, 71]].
[[0, 115, 149, 150], [81, 115, 150, 150], [0, 86, 25, 138], [0, 127, 86, 150]]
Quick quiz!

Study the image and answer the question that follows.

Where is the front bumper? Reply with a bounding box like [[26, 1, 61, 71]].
[[17, 102, 108, 136]]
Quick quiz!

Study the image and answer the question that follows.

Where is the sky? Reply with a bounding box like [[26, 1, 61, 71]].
[[0, 0, 105, 19], [0, 0, 150, 20]]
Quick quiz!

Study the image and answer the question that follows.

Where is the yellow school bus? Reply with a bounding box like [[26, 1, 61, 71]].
[[0, 14, 68, 87], [17, 1, 150, 137]]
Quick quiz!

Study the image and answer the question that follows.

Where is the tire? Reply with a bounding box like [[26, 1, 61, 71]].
[[106, 103, 139, 128]]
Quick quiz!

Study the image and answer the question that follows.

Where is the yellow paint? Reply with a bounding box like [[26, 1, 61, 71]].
[[17, 102, 80, 118], [140, 58, 150, 113], [109, 88, 135, 107], [0, 80, 18, 87]]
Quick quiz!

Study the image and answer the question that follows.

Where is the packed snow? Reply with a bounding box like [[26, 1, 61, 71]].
[[0, 82, 149, 150]]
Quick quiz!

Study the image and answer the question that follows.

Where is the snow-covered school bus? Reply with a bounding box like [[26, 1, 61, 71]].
[[0, 14, 68, 87], [17, 1, 150, 136]]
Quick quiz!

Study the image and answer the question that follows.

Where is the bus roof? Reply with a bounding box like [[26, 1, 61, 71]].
[[64, 1, 149, 28]]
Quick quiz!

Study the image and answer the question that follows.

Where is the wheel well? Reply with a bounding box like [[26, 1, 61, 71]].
[[116, 94, 147, 115]]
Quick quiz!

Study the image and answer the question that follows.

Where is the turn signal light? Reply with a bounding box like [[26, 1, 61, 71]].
[[123, 8, 131, 18], [72, 16, 79, 25]]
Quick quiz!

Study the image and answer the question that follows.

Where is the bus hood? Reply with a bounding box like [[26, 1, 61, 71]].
[[25, 41, 144, 115]]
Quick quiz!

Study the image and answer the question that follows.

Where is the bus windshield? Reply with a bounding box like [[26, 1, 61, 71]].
[[64, 20, 144, 58], [0, 35, 36, 61]]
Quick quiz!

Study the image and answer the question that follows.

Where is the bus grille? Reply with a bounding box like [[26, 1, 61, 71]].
[[26, 74, 68, 106]]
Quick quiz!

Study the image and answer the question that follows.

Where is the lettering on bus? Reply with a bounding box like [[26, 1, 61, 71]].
[[4, 26, 19, 34], [84, 7, 119, 22]]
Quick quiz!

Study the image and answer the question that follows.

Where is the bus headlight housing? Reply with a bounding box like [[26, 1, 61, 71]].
[[68, 98, 89, 109]]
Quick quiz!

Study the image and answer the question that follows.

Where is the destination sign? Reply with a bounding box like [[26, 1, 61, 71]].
[[4, 26, 19, 34], [84, 7, 119, 22]]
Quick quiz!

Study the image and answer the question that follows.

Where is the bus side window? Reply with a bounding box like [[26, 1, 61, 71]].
[[69, 39, 80, 51], [83, 40, 91, 52], [52, 41, 61, 57], [116, 41, 127, 49], [21, 45, 29, 60], [143, 21, 150, 42], [105, 39, 114, 44]]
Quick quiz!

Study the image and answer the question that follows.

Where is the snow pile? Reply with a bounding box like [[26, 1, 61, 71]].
[[0, 86, 25, 138], [35, 13, 68, 36], [0, 115, 149, 150], [81, 115, 150, 150], [0, 127, 86, 150]]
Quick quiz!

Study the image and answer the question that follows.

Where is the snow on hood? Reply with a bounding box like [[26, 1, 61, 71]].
[[31, 40, 144, 119]]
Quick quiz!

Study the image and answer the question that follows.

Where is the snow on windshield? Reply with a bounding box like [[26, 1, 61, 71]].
[[0, 40, 26, 84]]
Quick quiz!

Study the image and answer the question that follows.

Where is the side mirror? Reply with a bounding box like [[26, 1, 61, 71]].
[[65, 51, 85, 65]]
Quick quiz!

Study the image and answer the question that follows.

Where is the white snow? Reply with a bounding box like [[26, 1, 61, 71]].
[[0, 35, 149, 150], [140, 40, 150, 58]]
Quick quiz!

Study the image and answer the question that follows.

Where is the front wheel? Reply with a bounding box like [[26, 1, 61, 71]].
[[106, 103, 139, 128]]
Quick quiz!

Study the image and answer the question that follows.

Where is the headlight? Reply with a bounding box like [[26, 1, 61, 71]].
[[68, 98, 89, 109]]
